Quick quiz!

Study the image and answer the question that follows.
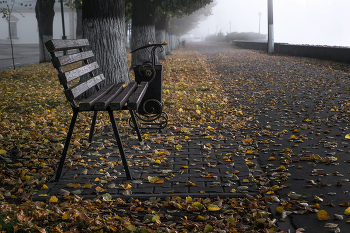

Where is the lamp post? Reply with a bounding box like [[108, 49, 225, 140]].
[[267, 0, 274, 53], [60, 0, 67, 55], [258, 12, 262, 34]]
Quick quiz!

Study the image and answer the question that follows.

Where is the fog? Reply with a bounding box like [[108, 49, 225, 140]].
[[190, 0, 350, 47]]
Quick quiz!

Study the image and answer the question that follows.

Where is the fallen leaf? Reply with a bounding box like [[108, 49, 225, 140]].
[[317, 210, 330, 221]]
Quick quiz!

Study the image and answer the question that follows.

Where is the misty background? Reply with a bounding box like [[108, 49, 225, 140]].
[[190, 0, 350, 47]]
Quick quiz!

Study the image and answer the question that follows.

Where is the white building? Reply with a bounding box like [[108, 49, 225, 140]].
[[0, 0, 76, 44]]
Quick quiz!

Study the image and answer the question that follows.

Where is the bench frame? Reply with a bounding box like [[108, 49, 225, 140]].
[[45, 39, 147, 182]]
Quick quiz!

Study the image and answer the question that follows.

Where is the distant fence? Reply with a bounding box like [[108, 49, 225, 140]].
[[232, 40, 350, 63]]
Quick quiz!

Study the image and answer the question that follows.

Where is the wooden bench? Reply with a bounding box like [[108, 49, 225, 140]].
[[45, 39, 148, 182]]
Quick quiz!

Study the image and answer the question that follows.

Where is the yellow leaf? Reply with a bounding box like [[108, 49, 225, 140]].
[[230, 189, 236, 193], [30, 123, 35, 127], [49, 196, 58, 203], [317, 210, 330, 220], [268, 157, 275, 161], [163, 41, 168, 45], [126, 224, 136, 231], [276, 206, 284, 213], [186, 180, 195, 186], [345, 207, 350, 215], [345, 134, 350, 139], [95, 186, 106, 192], [204, 224, 213, 233], [227, 216, 235, 224], [82, 183, 92, 188], [41, 184, 48, 189], [290, 135, 297, 139], [186, 196, 192, 202], [191, 202, 203, 210], [271, 185, 279, 191], [196, 110, 201, 114], [0, 149, 6, 155], [38, 194, 48, 197], [62, 213, 70, 220], [242, 179, 249, 183], [121, 183, 132, 189], [155, 179, 164, 184], [152, 215, 161, 223], [181, 166, 188, 169], [197, 215, 205, 221], [340, 202, 350, 207], [122, 84, 128, 88], [246, 150, 253, 155], [154, 159, 161, 164], [207, 204, 221, 211], [148, 176, 160, 183]]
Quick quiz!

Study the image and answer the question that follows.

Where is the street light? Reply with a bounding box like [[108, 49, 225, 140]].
[[258, 12, 262, 34], [60, 0, 67, 55]]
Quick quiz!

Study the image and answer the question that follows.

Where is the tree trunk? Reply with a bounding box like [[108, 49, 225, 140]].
[[35, 0, 55, 63], [155, 14, 167, 60], [75, 0, 82, 39], [131, 0, 157, 67], [165, 32, 171, 55], [82, 0, 129, 92]]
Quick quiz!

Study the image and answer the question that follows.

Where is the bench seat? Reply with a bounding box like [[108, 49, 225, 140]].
[[45, 39, 147, 182]]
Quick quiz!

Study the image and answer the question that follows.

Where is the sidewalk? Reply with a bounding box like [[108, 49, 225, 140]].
[[0, 44, 39, 71], [32, 124, 258, 201], [194, 43, 350, 233]]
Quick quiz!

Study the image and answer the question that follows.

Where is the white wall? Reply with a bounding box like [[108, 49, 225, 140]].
[[0, 4, 76, 45]]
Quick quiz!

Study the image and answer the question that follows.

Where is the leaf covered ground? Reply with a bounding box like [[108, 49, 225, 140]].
[[2, 42, 350, 232], [0, 45, 273, 233]]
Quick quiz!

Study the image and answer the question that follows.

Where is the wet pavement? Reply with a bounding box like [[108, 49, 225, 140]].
[[194, 43, 350, 233], [0, 44, 39, 71], [32, 124, 257, 201], [29, 42, 350, 232]]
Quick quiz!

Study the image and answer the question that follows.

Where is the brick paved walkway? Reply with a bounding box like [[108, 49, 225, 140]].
[[32, 124, 257, 201]]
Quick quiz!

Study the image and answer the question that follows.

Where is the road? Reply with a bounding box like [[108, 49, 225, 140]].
[[0, 44, 39, 71]]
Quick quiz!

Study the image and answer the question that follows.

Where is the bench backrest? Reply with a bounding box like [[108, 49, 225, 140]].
[[45, 39, 104, 108]]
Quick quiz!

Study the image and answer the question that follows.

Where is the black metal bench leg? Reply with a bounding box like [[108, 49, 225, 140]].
[[129, 110, 143, 142], [55, 110, 78, 182], [108, 110, 132, 180], [88, 111, 98, 143]]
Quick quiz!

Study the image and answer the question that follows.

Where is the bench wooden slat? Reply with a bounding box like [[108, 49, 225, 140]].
[[45, 39, 90, 52], [94, 83, 124, 110], [128, 82, 149, 110], [58, 62, 99, 84], [110, 82, 137, 110], [65, 74, 105, 101], [51, 51, 94, 68], [79, 84, 115, 111]]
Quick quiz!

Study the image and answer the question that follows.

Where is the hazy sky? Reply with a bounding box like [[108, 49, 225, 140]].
[[190, 0, 350, 47]]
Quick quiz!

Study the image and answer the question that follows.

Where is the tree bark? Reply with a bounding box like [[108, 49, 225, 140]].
[[82, 0, 129, 92], [155, 14, 167, 60], [131, 0, 157, 67], [35, 0, 55, 63], [165, 32, 171, 55], [75, 0, 82, 39]]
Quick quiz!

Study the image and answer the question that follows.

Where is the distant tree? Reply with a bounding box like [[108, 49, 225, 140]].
[[130, 0, 213, 67], [35, 0, 55, 63], [168, 1, 216, 37], [1, 0, 17, 69]]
